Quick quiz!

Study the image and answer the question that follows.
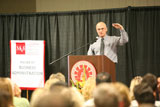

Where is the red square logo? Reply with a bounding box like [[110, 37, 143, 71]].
[[16, 43, 25, 54]]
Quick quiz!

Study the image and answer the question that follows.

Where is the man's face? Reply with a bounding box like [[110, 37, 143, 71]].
[[96, 22, 108, 38]]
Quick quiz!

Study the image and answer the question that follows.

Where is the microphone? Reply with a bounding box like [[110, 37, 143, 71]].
[[49, 37, 97, 65]]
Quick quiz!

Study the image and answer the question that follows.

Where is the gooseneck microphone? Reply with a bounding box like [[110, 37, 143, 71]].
[[49, 37, 98, 65]]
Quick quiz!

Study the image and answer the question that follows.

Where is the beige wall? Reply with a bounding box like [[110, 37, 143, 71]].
[[36, 0, 160, 12], [0, 0, 160, 13], [0, 0, 36, 13]]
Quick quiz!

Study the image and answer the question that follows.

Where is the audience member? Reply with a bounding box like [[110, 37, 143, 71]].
[[93, 83, 119, 107], [139, 103, 155, 107], [84, 72, 112, 107], [141, 73, 157, 93], [134, 83, 155, 106], [30, 88, 48, 107], [0, 90, 13, 107], [112, 82, 131, 107], [96, 72, 111, 85], [156, 77, 160, 100], [44, 72, 66, 90], [62, 87, 85, 107], [32, 86, 84, 107], [49, 72, 66, 82], [0, 77, 14, 106], [130, 76, 143, 100], [50, 81, 68, 93], [44, 78, 59, 90], [13, 83, 30, 107], [32, 92, 69, 107], [129, 76, 143, 107], [155, 77, 160, 106], [13, 83, 21, 97]]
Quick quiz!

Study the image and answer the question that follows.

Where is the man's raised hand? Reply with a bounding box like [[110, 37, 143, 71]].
[[112, 23, 124, 30]]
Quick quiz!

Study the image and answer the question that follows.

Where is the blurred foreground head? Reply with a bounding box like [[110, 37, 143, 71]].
[[0, 77, 13, 106], [93, 83, 119, 107]]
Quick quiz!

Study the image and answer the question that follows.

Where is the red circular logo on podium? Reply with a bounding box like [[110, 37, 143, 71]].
[[71, 60, 96, 83]]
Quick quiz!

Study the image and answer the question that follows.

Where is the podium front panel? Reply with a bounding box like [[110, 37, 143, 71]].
[[68, 55, 116, 85]]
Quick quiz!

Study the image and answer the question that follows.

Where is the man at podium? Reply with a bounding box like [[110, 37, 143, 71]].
[[87, 22, 128, 63]]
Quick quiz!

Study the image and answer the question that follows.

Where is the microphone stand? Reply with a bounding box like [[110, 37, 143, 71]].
[[49, 38, 97, 65]]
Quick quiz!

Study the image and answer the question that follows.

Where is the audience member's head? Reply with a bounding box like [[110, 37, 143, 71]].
[[112, 82, 131, 107], [32, 92, 69, 107], [30, 88, 48, 107], [138, 103, 155, 107], [0, 90, 13, 107], [81, 77, 96, 101], [157, 77, 160, 92], [44, 72, 66, 90], [49, 72, 65, 82], [96, 72, 111, 85], [129, 76, 143, 100], [50, 81, 68, 93], [134, 83, 155, 105], [33, 86, 84, 107], [44, 78, 59, 90], [141, 73, 157, 91], [61, 87, 85, 107], [93, 83, 119, 107], [13, 83, 21, 97], [0, 77, 13, 106]]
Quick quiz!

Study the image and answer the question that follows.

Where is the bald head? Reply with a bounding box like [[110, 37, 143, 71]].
[[96, 22, 108, 38], [96, 22, 107, 28]]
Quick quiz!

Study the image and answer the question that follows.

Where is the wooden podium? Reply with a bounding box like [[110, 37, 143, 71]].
[[68, 55, 116, 85]]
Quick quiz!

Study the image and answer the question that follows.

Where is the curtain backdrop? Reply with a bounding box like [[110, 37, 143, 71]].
[[0, 6, 160, 86]]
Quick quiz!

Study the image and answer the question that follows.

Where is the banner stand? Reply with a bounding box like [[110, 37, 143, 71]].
[[26, 90, 28, 100], [10, 40, 45, 97]]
